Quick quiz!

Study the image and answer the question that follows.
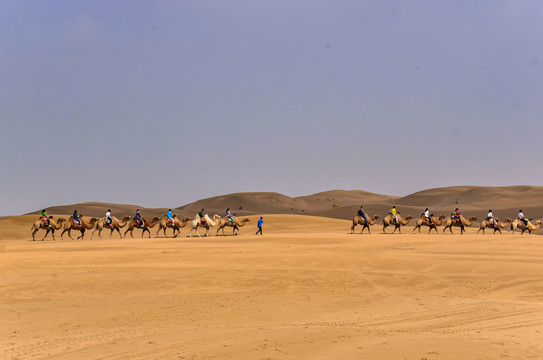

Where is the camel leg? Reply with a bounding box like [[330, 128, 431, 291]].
[[351, 224, 356, 233], [204, 226, 210, 237], [42, 228, 50, 241], [115, 228, 122, 239]]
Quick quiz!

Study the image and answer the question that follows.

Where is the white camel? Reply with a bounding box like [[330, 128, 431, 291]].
[[188, 214, 221, 237]]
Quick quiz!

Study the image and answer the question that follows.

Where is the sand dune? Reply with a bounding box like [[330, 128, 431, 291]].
[[2, 214, 543, 359], [26, 186, 543, 223]]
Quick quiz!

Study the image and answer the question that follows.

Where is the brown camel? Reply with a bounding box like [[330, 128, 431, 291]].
[[124, 216, 161, 238], [60, 216, 100, 240], [382, 214, 413, 233], [91, 216, 131, 239], [510, 219, 542, 235], [442, 215, 477, 234], [413, 214, 446, 234], [31, 216, 66, 241], [477, 217, 512, 234], [350, 215, 380, 234], [188, 214, 221, 237], [156, 214, 191, 238], [216, 216, 250, 236]]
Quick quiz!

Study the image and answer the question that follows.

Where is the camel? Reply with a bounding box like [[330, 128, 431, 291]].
[[91, 216, 131, 239], [216, 216, 250, 236], [124, 216, 161, 238], [60, 216, 100, 240], [510, 219, 542, 235], [31, 216, 66, 241], [188, 214, 221, 237], [477, 217, 512, 234], [413, 214, 446, 234], [442, 215, 477, 234], [156, 214, 191, 238], [350, 215, 380, 234], [382, 214, 414, 234]]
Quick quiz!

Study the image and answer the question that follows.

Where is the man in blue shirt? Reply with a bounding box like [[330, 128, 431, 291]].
[[256, 216, 263, 235]]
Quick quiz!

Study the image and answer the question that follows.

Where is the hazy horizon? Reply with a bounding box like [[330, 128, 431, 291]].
[[2, 1, 542, 216]]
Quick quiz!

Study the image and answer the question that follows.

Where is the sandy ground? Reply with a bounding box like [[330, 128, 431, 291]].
[[2, 214, 543, 359]]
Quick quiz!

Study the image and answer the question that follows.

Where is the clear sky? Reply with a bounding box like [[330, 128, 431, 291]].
[[1, 1, 542, 216]]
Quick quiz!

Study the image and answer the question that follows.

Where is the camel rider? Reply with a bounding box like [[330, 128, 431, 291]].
[[199, 209, 206, 226], [73, 210, 81, 226], [105, 209, 113, 226], [135, 209, 144, 228], [226, 208, 234, 226], [390, 206, 398, 225], [424, 208, 432, 225], [452, 208, 461, 224], [357, 206, 368, 224], [41, 209, 51, 227], [167, 209, 174, 225], [518, 210, 528, 228], [487, 210, 496, 228]]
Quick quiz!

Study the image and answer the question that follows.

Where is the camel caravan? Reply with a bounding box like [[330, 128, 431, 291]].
[[31, 207, 250, 240], [349, 206, 541, 236], [30, 205, 542, 240]]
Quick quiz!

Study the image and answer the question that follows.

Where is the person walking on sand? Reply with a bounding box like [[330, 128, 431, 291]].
[[256, 216, 263, 235], [357, 206, 368, 225]]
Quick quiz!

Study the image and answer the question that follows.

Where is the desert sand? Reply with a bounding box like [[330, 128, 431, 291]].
[[2, 212, 543, 360]]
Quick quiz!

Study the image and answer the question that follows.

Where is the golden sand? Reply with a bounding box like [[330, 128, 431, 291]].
[[2, 214, 542, 359]]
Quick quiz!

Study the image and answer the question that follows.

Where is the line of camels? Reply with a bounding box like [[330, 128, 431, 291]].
[[351, 212, 542, 235], [31, 213, 250, 241]]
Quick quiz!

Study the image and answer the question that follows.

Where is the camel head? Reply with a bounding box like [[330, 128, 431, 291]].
[[122, 216, 131, 221], [438, 214, 446, 220], [536, 220, 542, 226], [182, 217, 190, 222], [57, 218, 66, 223], [372, 215, 380, 220], [405, 215, 413, 221], [504, 218, 512, 223], [152, 217, 161, 222], [469, 216, 477, 221]]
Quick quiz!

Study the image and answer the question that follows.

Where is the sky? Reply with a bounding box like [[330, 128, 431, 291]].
[[1, 1, 543, 216]]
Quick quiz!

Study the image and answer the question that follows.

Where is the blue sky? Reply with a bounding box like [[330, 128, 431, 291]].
[[1, 1, 542, 216]]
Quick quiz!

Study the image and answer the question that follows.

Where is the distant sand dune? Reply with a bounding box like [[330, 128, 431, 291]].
[[25, 186, 543, 225]]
